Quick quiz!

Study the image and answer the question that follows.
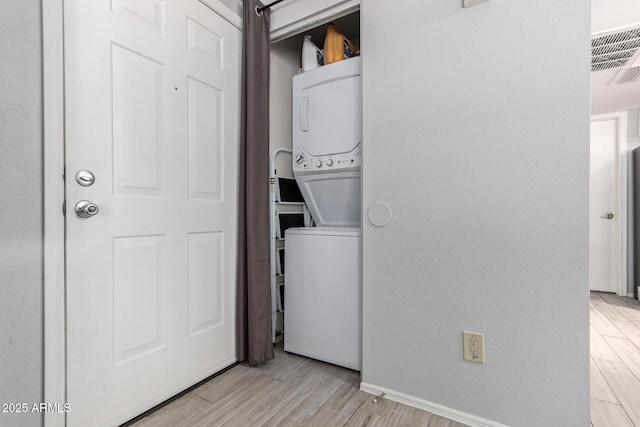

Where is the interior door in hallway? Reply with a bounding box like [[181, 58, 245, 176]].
[[589, 115, 621, 293], [64, 0, 240, 425]]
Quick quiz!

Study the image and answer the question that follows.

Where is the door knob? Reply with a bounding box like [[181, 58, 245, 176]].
[[75, 200, 99, 218], [601, 213, 614, 219]]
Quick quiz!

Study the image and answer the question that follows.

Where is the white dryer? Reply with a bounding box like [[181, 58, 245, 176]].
[[291, 56, 361, 227]]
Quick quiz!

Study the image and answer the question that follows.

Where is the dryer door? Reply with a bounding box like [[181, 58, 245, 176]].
[[298, 74, 362, 157]]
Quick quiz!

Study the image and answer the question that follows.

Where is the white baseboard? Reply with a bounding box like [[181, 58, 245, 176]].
[[359, 382, 509, 427]]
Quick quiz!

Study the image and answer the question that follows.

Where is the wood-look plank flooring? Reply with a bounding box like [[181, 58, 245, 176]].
[[127, 346, 467, 427], [591, 291, 640, 427], [125, 292, 640, 426]]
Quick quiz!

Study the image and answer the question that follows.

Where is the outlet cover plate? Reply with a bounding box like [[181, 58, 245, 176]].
[[463, 331, 485, 363]]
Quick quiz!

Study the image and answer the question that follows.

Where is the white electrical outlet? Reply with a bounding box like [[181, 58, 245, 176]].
[[463, 331, 485, 363]]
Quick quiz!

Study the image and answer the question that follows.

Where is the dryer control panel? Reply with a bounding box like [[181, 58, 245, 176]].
[[292, 57, 362, 176], [293, 144, 361, 173]]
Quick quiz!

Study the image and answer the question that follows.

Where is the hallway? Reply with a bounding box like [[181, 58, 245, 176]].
[[591, 291, 640, 426]]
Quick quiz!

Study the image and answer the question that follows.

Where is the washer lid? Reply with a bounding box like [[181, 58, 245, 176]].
[[295, 171, 361, 227]]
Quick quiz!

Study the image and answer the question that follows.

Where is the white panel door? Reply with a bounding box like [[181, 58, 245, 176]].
[[64, 1, 240, 425], [589, 118, 619, 293]]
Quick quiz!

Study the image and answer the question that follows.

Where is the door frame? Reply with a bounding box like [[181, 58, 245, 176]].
[[42, 1, 242, 426], [43, 0, 66, 425], [591, 111, 628, 297]]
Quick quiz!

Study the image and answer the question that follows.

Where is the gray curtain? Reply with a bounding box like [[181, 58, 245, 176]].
[[236, 0, 274, 365]]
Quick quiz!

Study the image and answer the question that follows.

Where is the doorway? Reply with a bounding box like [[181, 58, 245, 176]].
[[43, 0, 242, 425], [589, 112, 627, 295]]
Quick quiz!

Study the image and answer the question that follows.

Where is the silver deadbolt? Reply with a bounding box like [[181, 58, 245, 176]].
[[75, 200, 99, 218], [75, 170, 95, 187], [601, 213, 614, 219]]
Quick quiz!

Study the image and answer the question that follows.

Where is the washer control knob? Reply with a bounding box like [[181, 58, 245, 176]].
[[326, 159, 334, 166], [295, 154, 304, 164], [315, 160, 322, 168]]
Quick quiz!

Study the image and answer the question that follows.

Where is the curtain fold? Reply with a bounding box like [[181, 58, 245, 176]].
[[236, 0, 274, 365]]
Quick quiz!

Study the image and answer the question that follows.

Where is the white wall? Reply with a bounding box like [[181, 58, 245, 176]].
[[269, 37, 302, 176], [627, 109, 640, 144], [0, 1, 44, 427], [361, 1, 590, 426], [216, 0, 242, 16], [592, 0, 640, 34]]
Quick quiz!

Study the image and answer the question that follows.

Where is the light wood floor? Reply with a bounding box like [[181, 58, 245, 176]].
[[126, 345, 467, 427], [125, 292, 640, 426], [591, 291, 640, 427]]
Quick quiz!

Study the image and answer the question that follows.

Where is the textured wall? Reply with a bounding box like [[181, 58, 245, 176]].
[[361, 1, 591, 425], [269, 38, 301, 177], [0, 1, 44, 427]]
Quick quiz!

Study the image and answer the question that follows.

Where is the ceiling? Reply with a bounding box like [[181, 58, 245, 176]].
[[591, 0, 640, 114]]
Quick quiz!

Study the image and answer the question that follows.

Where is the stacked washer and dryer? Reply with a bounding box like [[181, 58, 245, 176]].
[[284, 57, 362, 371]]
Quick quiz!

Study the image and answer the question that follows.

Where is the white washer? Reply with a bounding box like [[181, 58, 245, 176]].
[[284, 227, 362, 370]]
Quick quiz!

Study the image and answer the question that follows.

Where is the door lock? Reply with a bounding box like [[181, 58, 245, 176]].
[[601, 213, 614, 219], [75, 200, 99, 218], [75, 170, 95, 187]]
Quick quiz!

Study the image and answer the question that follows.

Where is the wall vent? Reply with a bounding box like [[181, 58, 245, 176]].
[[592, 27, 640, 72], [616, 67, 640, 84]]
